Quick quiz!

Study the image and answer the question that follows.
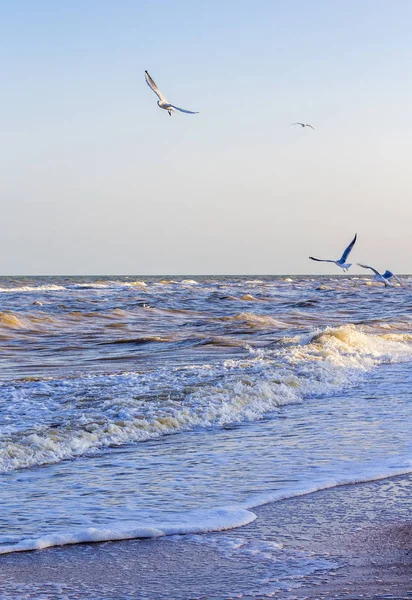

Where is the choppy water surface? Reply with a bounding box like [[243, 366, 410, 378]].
[[1, 276, 412, 572]]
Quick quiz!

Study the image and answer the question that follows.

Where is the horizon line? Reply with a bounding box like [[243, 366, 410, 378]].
[[0, 273, 410, 278]]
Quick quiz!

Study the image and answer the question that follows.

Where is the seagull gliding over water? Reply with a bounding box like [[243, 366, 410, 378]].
[[145, 70, 199, 116], [309, 234, 357, 272], [357, 264, 402, 287]]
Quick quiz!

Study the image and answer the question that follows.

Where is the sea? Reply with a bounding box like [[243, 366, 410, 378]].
[[1, 275, 412, 591]]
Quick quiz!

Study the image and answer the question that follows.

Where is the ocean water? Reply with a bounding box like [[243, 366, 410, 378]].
[[1, 275, 412, 586]]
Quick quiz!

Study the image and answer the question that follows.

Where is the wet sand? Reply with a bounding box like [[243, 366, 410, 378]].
[[1, 474, 411, 599]]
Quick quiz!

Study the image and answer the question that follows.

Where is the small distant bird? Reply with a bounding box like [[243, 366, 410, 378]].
[[145, 70, 199, 116], [357, 264, 402, 287], [292, 122, 315, 130], [309, 234, 357, 272]]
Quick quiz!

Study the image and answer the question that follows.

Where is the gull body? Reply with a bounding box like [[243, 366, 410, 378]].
[[357, 264, 402, 287], [309, 234, 357, 272], [145, 70, 199, 116], [292, 122, 315, 130]]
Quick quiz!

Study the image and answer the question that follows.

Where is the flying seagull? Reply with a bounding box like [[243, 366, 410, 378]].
[[309, 234, 357, 272], [292, 122, 315, 130], [357, 264, 402, 287], [145, 70, 199, 116]]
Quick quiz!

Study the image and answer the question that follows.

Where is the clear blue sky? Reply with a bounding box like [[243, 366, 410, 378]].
[[2, 0, 412, 275]]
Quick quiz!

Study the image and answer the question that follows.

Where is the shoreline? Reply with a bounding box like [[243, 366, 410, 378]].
[[1, 473, 411, 599]]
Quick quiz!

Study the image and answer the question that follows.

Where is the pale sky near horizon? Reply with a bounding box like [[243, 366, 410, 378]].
[[2, 0, 412, 275]]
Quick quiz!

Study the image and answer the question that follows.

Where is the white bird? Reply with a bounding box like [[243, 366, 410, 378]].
[[309, 234, 357, 272], [145, 70, 199, 116], [292, 122, 315, 130], [357, 264, 402, 287]]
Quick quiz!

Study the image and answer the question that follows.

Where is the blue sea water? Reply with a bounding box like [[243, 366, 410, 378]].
[[0, 275, 411, 571]]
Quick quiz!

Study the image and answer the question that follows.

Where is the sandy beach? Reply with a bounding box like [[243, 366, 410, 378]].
[[1, 473, 411, 599]]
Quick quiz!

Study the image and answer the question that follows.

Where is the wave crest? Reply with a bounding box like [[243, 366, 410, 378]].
[[1, 324, 411, 473]]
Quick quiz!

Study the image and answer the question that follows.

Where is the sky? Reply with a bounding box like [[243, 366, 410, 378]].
[[2, 0, 412, 275]]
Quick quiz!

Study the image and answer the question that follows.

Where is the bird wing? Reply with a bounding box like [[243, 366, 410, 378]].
[[309, 257, 336, 263], [306, 124, 315, 130], [340, 234, 357, 262], [383, 270, 403, 285], [357, 263, 381, 277], [170, 105, 199, 114], [292, 123, 304, 126], [145, 70, 167, 102]]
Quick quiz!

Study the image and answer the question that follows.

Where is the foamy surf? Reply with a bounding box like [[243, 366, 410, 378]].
[[2, 462, 412, 555], [1, 324, 412, 473], [0, 507, 256, 554], [0, 285, 66, 293], [0, 281, 150, 294], [1, 275, 412, 566]]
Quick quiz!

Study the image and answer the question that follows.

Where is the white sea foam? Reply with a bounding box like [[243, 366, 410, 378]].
[[242, 462, 412, 511], [0, 376, 299, 471], [0, 281, 149, 294], [0, 507, 256, 555], [0, 285, 66, 293], [2, 462, 412, 555], [70, 281, 148, 290], [1, 324, 412, 473]]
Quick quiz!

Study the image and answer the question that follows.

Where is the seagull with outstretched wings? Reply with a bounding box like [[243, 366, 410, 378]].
[[357, 264, 402, 287], [292, 122, 315, 130], [309, 234, 357, 272], [145, 70, 199, 116]]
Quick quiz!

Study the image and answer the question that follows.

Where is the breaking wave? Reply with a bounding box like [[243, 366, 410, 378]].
[[0, 285, 66, 293], [1, 324, 411, 474]]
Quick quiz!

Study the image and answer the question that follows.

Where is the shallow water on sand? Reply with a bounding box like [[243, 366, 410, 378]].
[[1, 276, 411, 574]]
